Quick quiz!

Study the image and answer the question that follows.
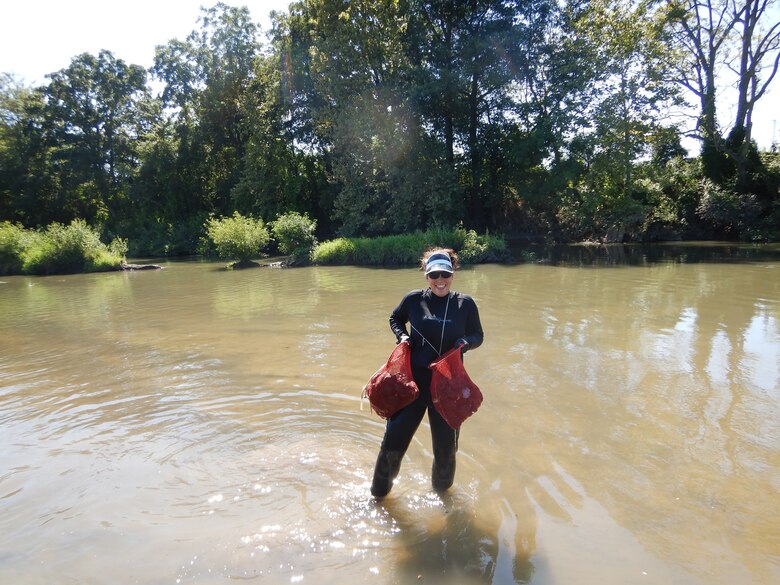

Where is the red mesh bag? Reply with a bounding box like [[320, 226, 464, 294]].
[[362, 342, 420, 419], [429, 346, 483, 429]]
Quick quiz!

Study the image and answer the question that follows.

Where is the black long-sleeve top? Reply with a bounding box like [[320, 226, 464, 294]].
[[389, 289, 484, 372]]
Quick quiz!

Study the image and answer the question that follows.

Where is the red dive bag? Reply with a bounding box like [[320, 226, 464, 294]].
[[429, 346, 483, 430], [362, 342, 420, 419]]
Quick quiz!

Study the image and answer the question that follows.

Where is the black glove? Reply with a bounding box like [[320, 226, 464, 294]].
[[455, 337, 469, 351]]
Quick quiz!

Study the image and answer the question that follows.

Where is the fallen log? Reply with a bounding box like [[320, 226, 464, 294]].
[[120, 261, 162, 271]]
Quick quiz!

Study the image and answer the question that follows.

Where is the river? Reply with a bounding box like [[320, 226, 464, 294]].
[[1, 243, 778, 584]]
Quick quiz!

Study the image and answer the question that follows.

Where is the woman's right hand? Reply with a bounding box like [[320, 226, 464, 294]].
[[455, 337, 469, 352]]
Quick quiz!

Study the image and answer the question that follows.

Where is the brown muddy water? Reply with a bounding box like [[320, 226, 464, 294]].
[[1, 244, 778, 585]]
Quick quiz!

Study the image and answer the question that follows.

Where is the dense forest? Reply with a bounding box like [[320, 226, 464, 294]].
[[1, 0, 779, 256]]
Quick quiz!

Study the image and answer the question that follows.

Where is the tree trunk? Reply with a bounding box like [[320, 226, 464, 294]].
[[468, 70, 482, 228], [444, 19, 455, 166]]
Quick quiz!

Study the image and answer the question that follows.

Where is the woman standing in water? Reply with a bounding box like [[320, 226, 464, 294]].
[[371, 248, 484, 498]]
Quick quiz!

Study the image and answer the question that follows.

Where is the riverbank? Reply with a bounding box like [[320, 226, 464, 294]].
[[4, 217, 779, 277], [0, 223, 508, 276], [309, 228, 507, 266]]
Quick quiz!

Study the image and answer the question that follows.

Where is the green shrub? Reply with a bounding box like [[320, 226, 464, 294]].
[[458, 228, 507, 264], [86, 237, 129, 272], [270, 212, 318, 264], [30, 220, 104, 274], [310, 237, 357, 265], [1, 220, 126, 275], [204, 212, 270, 263], [31, 220, 126, 274], [696, 179, 759, 236], [107, 237, 129, 259], [0, 222, 30, 275]]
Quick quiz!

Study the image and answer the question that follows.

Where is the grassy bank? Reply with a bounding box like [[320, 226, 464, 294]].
[[311, 227, 507, 266], [1, 218, 507, 276], [0, 220, 127, 276]]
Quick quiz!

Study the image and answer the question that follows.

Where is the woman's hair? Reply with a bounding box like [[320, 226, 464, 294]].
[[419, 247, 460, 271]]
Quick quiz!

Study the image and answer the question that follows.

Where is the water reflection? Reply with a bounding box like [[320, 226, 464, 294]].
[[0, 247, 778, 585], [514, 241, 780, 266], [379, 492, 534, 583]]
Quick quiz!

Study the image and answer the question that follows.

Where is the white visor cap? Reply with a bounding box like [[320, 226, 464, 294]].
[[424, 252, 453, 275]]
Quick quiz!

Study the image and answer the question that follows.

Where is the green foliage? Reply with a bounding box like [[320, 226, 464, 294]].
[[204, 212, 269, 263], [107, 237, 129, 259], [270, 212, 317, 264], [458, 229, 507, 264], [27, 220, 122, 274], [42, 51, 151, 225], [751, 199, 780, 242], [0, 219, 125, 275], [0, 221, 29, 274], [311, 228, 506, 266], [310, 238, 356, 265], [630, 177, 681, 240], [2, 1, 779, 245], [651, 127, 688, 165], [330, 94, 428, 236], [696, 179, 760, 237], [152, 4, 260, 218], [122, 214, 208, 257]]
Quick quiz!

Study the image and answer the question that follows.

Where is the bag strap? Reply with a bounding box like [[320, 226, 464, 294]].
[[438, 294, 450, 356], [411, 293, 450, 356]]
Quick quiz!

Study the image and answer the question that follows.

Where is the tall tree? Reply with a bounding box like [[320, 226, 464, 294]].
[[409, 0, 525, 229], [281, 0, 446, 235], [151, 2, 260, 216], [580, 1, 680, 194], [729, 0, 780, 180], [667, 0, 779, 181], [485, 0, 588, 231], [667, 0, 736, 152], [407, 1, 465, 166], [232, 47, 331, 230], [41, 51, 150, 224], [0, 75, 55, 225]]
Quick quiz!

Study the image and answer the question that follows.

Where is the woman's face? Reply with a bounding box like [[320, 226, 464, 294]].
[[426, 270, 453, 297]]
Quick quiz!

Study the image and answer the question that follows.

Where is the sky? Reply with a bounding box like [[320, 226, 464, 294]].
[[1, 0, 778, 151], [0, 0, 291, 83]]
